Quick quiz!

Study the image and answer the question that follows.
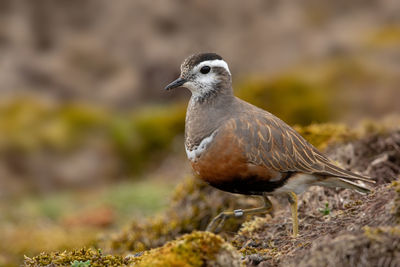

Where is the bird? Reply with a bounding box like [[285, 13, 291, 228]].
[[164, 52, 374, 236]]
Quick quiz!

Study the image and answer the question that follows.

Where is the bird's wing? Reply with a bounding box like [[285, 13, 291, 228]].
[[228, 111, 373, 183]]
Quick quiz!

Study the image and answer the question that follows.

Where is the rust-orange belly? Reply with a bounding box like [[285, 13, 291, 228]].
[[190, 132, 288, 195]]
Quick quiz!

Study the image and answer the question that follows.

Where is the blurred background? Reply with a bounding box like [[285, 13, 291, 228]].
[[0, 0, 399, 266]]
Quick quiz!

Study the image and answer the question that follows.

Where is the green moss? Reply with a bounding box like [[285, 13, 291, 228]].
[[0, 224, 99, 267], [235, 57, 390, 128], [121, 104, 185, 171], [293, 119, 398, 150], [322, 58, 383, 87], [24, 233, 242, 267], [0, 98, 185, 174], [236, 216, 267, 237], [236, 75, 333, 125], [130, 231, 242, 267], [24, 248, 128, 267], [0, 99, 108, 150], [71, 260, 91, 267], [293, 123, 358, 150]]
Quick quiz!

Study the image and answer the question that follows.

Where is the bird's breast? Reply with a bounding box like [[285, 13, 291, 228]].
[[187, 129, 285, 195]]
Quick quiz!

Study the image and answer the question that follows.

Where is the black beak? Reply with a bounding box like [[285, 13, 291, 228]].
[[164, 77, 186, 91]]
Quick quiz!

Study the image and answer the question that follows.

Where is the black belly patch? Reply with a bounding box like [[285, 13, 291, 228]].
[[207, 172, 294, 195]]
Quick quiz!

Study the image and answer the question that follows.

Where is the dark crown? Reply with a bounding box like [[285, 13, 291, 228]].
[[181, 53, 223, 71]]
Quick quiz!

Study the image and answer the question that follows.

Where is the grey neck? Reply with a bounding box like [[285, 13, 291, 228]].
[[185, 91, 235, 149]]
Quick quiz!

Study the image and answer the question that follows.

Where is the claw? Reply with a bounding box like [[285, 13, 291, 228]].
[[206, 212, 231, 233]]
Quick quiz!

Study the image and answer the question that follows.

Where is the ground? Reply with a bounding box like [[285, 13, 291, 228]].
[[235, 182, 397, 266], [23, 127, 400, 266]]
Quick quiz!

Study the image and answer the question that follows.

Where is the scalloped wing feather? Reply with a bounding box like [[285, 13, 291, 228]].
[[229, 111, 374, 184]]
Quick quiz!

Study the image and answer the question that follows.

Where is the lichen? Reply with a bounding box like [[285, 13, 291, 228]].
[[129, 231, 243, 267]]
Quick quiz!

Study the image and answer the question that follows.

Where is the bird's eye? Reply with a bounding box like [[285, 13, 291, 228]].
[[200, 66, 211, 74]]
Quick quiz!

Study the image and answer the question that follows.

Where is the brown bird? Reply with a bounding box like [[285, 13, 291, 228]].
[[164, 53, 374, 236]]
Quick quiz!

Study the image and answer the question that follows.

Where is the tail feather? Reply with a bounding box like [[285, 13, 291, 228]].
[[315, 177, 372, 194], [320, 163, 375, 184]]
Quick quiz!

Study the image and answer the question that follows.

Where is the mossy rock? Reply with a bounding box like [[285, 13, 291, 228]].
[[23, 248, 128, 267], [24, 233, 242, 267], [130, 231, 243, 267]]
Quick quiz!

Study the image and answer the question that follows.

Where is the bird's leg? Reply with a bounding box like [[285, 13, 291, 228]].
[[206, 196, 273, 233], [287, 191, 298, 237]]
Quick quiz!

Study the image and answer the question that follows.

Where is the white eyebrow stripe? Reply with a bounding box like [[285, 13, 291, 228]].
[[195, 59, 231, 75]]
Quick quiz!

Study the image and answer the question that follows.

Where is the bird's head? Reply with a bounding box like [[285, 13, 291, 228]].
[[164, 53, 232, 101]]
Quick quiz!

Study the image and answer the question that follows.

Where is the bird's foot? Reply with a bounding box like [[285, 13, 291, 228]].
[[206, 210, 238, 233], [206, 196, 273, 233]]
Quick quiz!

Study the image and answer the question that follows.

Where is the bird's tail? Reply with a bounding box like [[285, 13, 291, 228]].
[[315, 177, 372, 194]]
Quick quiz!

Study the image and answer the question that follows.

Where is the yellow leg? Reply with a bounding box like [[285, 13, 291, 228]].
[[287, 192, 298, 237], [206, 196, 273, 233]]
